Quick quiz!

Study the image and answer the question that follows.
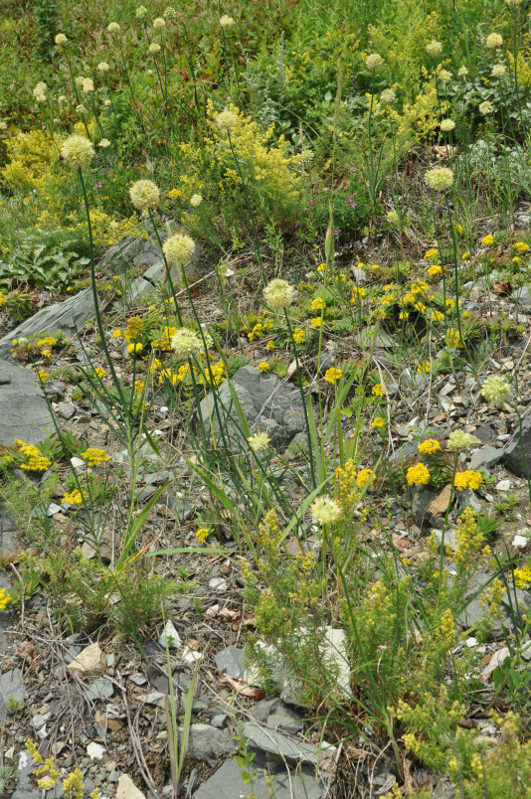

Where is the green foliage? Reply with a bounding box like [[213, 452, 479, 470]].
[[0, 229, 89, 291], [34, 0, 58, 62]]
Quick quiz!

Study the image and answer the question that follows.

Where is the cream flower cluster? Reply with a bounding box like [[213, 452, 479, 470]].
[[61, 135, 94, 169], [310, 496, 342, 525], [129, 179, 160, 210], [425, 167, 454, 191], [263, 279, 294, 311], [481, 375, 511, 407], [171, 328, 202, 357], [163, 234, 196, 266]]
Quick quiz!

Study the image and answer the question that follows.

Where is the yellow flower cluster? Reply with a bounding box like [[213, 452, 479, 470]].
[[248, 431, 271, 452], [123, 316, 143, 343], [371, 417, 385, 429], [450, 507, 487, 568], [195, 528, 210, 543], [513, 564, 531, 589], [513, 241, 530, 253], [0, 588, 11, 610], [371, 383, 385, 397], [81, 448, 110, 467], [351, 287, 365, 302], [197, 361, 225, 387], [324, 367, 342, 384], [258, 362, 270, 373], [61, 489, 83, 505], [406, 463, 430, 486], [454, 470, 483, 491], [15, 440, 51, 472], [417, 439, 441, 455], [310, 297, 324, 312], [356, 468, 375, 488], [292, 327, 305, 344]]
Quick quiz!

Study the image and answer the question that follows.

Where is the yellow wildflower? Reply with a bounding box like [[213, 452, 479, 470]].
[[406, 463, 430, 486]]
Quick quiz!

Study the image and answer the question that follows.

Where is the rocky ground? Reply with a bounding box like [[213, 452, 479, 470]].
[[1, 224, 530, 799]]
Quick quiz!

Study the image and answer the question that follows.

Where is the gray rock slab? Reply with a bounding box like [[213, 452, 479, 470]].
[[242, 722, 334, 766], [503, 416, 531, 477], [215, 647, 246, 679], [0, 289, 97, 358], [182, 724, 236, 766], [511, 286, 531, 309], [0, 360, 55, 445], [86, 679, 115, 700], [194, 756, 324, 799], [0, 669, 25, 705], [198, 366, 306, 453], [469, 445, 503, 471]]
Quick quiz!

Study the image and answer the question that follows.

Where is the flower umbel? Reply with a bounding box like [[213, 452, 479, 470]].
[[263, 279, 294, 311], [61, 135, 94, 169], [425, 167, 454, 191], [406, 463, 431, 486], [481, 375, 511, 407], [163, 234, 196, 266], [310, 496, 343, 525], [248, 432, 271, 452], [129, 179, 160, 210]]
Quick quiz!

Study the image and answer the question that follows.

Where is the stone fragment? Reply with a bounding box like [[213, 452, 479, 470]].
[[117, 774, 146, 799], [194, 756, 325, 799], [159, 620, 182, 649], [321, 627, 350, 696], [86, 741, 106, 761], [427, 484, 452, 516], [242, 722, 334, 766], [181, 724, 236, 766], [503, 416, 531, 477], [87, 679, 114, 700], [198, 366, 306, 453], [0, 360, 54, 445], [469, 445, 502, 471], [67, 642, 106, 677], [215, 647, 246, 680]]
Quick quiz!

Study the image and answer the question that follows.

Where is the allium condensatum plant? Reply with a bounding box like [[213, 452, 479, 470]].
[[2, 0, 531, 795]]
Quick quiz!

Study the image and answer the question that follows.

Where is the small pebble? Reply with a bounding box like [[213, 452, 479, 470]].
[[496, 480, 511, 492]]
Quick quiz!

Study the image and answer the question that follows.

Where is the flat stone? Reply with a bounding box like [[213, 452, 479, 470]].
[[242, 722, 334, 766], [215, 647, 246, 680], [56, 402, 76, 420], [0, 669, 25, 704], [503, 416, 531, 477], [198, 366, 306, 453], [87, 679, 114, 700], [321, 627, 350, 697], [117, 774, 146, 799], [496, 479, 511, 492], [67, 642, 107, 677], [469, 445, 502, 471], [511, 286, 531, 309], [0, 360, 55, 445], [194, 756, 324, 799], [182, 724, 236, 766], [159, 620, 182, 649], [86, 741, 106, 761]]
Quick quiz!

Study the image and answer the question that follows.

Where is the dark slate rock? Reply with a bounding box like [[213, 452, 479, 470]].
[[242, 722, 334, 766], [181, 724, 236, 766], [198, 366, 306, 453], [502, 416, 531, 477], [469, 445, 503, 471], [0, 360, 54, 445], [0, 289, 97, 358], [194, 756, 324, 799], [215, 647, 246, 680]]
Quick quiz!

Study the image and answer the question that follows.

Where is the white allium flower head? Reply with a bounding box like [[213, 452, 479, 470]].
[[149, 43, 161, 54], [82, 78, 94, 94], [220, 15, 235, 27], [458, 65, 469, 77], [61, 135, 94, 169], [479, 100, 494, 115], [447, 430, 474, 451], [216, 109, 237, 131], [491, 63, 506, 77], [153, 17, 166, 28], [136, 5, 147, 17], [247, 432, 271, 452], [440, 118, 455, 131], [425, 167, 454, 191], [481, 375, 511, 407], [99, 138, 111, 148], [486, 32, 503, 49], [129, 179, 160, 210], [171, 328, 202, 357], [366, 53, 383, 70], [97, 62, 110, 72], [107, 22, 121, 33], [55, 33, 67, 45], [163, 234, 196, 266], [190, 194, 203, 207], [310, 496, 342, 525], [426, 40, 443, 56], [380, 88, 396, 104], [263, 278, 295, 311]]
